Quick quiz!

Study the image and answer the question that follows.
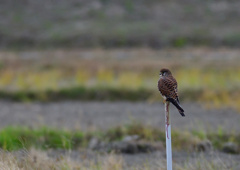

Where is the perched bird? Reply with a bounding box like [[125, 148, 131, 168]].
[[158, 68, 185, 116]]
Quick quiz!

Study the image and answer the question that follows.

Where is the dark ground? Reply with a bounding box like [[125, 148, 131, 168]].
[[0, 101, 239, 133]]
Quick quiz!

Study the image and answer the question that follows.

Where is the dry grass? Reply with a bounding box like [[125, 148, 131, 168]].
[[0, 149, 237, 170], [0, 149, 124, 170], [0, 149, 81, 170]]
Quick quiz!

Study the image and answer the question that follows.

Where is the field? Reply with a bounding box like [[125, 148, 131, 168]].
[[0, 48, 239, 169], [0, 48, 240, 110], [1, 0, 240, 49], [0, 101, 240, 169], [1, 0, 240, 169]]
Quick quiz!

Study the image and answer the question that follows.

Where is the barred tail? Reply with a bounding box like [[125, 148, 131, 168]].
[[166, 98, 185, 117]]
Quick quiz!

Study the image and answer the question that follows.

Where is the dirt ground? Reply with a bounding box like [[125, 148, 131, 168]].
[[0, 101, 239, 133]]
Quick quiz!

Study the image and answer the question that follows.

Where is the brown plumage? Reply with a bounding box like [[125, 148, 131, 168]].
[[158, 68, 185, 116]]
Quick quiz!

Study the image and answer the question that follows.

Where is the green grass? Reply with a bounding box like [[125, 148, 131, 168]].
[[0, 123, 239, 153], [0, 127, 85, 150], [0, 87, 153, 102]]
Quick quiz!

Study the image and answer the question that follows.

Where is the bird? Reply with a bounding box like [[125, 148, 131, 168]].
[[158, 68, 185, 117]]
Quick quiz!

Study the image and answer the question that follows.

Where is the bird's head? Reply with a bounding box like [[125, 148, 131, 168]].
[[159, 68, 172, 77]]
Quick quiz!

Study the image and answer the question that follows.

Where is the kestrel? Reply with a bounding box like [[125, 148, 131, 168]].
[[158, 68, 185, 117]]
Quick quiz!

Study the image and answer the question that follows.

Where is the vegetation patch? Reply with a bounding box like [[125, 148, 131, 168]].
[[0, 123, 239, 153], [0, 127, 85, 150], [0, 87, 153, 102], [0, 49, 240, 112], [0, 149, 235, 170], [0, 67, 239, 112]]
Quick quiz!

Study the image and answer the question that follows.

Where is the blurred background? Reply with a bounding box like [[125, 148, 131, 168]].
[[0, 0, 240, 169]]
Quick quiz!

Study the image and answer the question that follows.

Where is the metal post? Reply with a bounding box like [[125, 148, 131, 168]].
[[165, 101, 172, 170]]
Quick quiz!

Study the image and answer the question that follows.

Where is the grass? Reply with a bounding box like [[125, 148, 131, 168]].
[[0, 87, 153, 102], [0, 66, 240, 111], [0, 123, 239, 153], [0, 48, 240, 112], [0, 127, 85, 151], [0, 149, 236, 170], [0, 124, 239, 169]]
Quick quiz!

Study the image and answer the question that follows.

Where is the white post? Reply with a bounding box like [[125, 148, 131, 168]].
[[165, 101, 172, 170]]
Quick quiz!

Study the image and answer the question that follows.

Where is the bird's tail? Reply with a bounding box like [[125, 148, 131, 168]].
[[166, 98, 185, 117]]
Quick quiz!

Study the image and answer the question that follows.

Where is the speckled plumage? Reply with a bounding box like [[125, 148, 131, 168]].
[[158, 68, 185, 116]]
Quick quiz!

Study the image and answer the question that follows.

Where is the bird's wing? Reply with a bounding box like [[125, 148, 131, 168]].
[[158, 76, 179, 101], [173, 81, 180, 103]]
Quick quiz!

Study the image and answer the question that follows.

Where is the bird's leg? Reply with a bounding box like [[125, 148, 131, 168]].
[[165, 101, 170, 139]]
